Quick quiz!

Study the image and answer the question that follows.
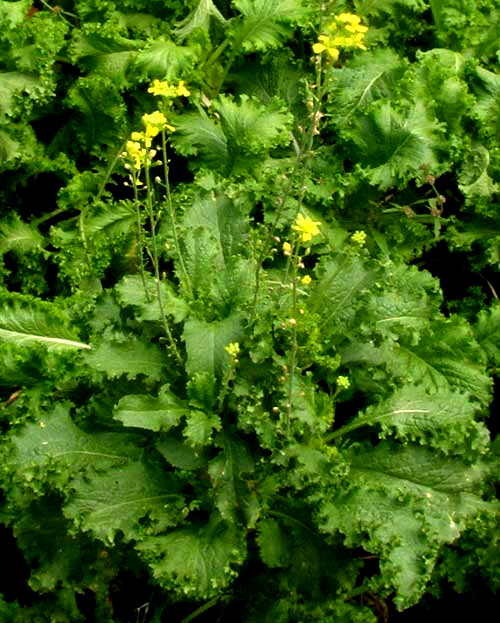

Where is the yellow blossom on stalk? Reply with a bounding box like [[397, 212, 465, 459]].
[[312, 34, 339, 60], [142, 110, 175, 136], [337, 375, 351, 390], [176, 80, 190, 97], [292, 213, 321, 243], [318, 13, 368, 53], [282, 241, 292, 256], [123, 140, 147, 171], [148, 79, 191, 98], [336, 13, 368, 34], [301, 274, 312, 285], [225, 342, 240, 359], [351, 230, 367, 246]]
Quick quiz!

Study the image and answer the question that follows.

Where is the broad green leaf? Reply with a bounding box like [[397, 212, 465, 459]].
[[183, 313, 242, 380], [0, 215, 44, 255], [208, 432, 260, 527], [174, 0, 226, 42], [64, 462, 185, 543], [114, 274, 188, 323], [475, 304, 500, 369], [135, 39, 197, 78], [0, 0, 31, 28], [330, 386, 489, 456], [0, 301, 90, 350], [318, 442, 499, 610], [183, 409, 221, 448], [349, 101, 442, 188], [156, 435, 207, 470], [233, 0, 311, 52], [137, 516, 247, 599], [8, 403, 142, 480], [114, 385, 190, 432], [0, 128, 21, 164], [85, 335, 165, 380], [257, 517, 291, 567], [0, 71, 44, 117]]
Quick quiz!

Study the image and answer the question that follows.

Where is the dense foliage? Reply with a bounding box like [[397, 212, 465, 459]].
[[1, 1, 499, 621]]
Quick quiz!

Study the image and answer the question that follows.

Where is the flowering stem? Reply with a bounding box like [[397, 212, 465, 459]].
[[144, 161, 182, 364], [161, 131, 193, 299], [131, 170, 150, 303]]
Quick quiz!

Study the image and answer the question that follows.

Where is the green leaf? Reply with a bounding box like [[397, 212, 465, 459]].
[[137, 516, 247, 599], [156, 435, 207, 470], [0, 301, 90, 350], [183, 313, 242, 380], [208, 432, 260, 527], [475, 304, 500, 369], [0, 215, 44, 255], [183, 409, 221, 448], [85, 335, 165, 380], [135, 39, 197, 79], [64, 462, 185, 544], [257, 517, 291, 567], [233, 0, 311, 52], [8, 402, 142, 480], [349, 101, 442, 188], [174, 0, 226, 42], [173, 95, 291, 174], [331, 386, 489, 456], [0, 0, 31, 29], [114, 274, 188, 323], [319, 442, 499, 610], [114, 385, 190, 432], [0, 71, 44, 117]]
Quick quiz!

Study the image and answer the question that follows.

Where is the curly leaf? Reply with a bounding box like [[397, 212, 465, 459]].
[[64, 462, 185, 544], [85, 336, 164, 380], [0, 215, 44, 255], [0, 301, 90, 350], [319, 442, 499, 610], [174, 0, 226, 42], [331, 386, 489, 455], [8, 403, 142, 480], [114, 385, 190, 432], [208, 432, 259, 527], [233, 0, 311, 52], [257, 517, 291, 567], [137, 516, 247, 599]]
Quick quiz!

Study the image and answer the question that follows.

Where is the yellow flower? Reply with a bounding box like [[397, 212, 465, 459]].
[[148, 79, 178, 98], [225, 342, 240, 359], [336, 13, 368, 34], [142, 110, 175, 136], [176, 80, 190, 97], [148, 79, 190, 98], [292, 213, 321, 243], [351, 230, 367, 246], [300, 274, 312, 285], [312, 35, 339, 61], [336, 375, 351, 390], [282, 241, 292, 256], [123, 140, 146, 171]]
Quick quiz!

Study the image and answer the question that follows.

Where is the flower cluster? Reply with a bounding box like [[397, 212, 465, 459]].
[[351, 230, 367, 247], [313, 13, 368, 60], [336, 375, 351, 390], [148, 79, 190, 98], [225, 342, 240, 363], [282, 213, 322, 287], [122, 111, 174, 175], [292, 213, 321, 243]]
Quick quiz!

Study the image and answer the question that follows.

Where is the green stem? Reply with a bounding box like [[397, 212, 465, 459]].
[[131, 171, 150, 303], [161, 131, 193, 298], [144, 161, 182, 364]]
